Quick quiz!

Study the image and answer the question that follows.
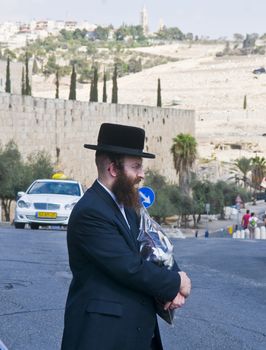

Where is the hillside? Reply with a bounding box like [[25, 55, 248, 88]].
[[32, 42, 266, 181]]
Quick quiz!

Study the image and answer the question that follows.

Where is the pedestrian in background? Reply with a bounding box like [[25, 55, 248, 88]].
[[241, 209, 251, 229], [248, 212, 258, 239]]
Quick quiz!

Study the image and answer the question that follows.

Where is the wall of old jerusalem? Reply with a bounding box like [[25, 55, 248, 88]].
[[0, 93, 195, 187]]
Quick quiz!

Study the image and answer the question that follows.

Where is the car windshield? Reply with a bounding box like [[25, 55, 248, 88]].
[[28, 181, 81, 196]]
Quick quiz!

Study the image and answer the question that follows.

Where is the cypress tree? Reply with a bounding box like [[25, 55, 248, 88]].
[[69, 64, 76, 100], [32, 58, 39, 75], [25, 53, 31, 96], [92, 67, 98, 102], [111, 64, 118, 104], [243, 95, 247, 109], [102, 70, 107, 102], [89, 79, 94, 102], [157, 78, 162, 107], [5, 56, 11, 93], [55, 69, 59, 99], [21, 66, 25, 95]]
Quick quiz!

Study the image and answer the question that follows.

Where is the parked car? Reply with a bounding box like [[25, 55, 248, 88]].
[[14, 179, 85, 229], [252, 67, 266, 74]]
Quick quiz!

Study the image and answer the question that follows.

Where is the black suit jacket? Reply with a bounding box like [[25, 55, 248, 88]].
[[61, 181, 180, 350]]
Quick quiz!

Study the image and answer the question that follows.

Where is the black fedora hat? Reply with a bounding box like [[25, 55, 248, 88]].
[[84, 123, 155, 159]]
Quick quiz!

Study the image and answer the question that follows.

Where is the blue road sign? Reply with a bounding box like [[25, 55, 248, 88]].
[[139, 187, 155, 208]]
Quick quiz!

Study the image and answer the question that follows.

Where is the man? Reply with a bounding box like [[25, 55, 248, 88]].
[[61, 123, 191, 350], [241, 209, 251, 229], [248, 212, 258, 239]]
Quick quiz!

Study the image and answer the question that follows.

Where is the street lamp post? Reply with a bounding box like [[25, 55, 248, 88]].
[[205, 203, 210, 238]]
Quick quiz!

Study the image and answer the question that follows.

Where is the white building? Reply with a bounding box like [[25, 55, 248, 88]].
[[140, 6, 149, 36]]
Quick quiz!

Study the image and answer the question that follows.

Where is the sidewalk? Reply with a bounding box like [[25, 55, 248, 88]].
[[170, 200, 266, 239]]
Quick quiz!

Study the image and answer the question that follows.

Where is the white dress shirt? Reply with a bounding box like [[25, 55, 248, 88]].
[[97, 179, 130, 228]]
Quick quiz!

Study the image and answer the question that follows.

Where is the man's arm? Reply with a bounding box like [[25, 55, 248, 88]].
[[70, 209, 181, 302]]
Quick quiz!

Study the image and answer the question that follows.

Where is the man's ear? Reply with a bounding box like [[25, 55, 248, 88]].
[[108, 162, 118, 178]]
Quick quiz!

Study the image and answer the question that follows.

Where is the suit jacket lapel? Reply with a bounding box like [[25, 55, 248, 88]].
[[125, 208, 140, 251]]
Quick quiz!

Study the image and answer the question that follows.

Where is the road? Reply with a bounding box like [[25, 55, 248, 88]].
[[0, 225, 266, 350]]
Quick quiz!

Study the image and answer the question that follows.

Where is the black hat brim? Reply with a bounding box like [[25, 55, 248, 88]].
[[84, 144, 155, 159]]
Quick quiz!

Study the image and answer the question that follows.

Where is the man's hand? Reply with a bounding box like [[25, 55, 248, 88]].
[[164, 293, 185, 310], [178, 271, 191, 298], [163, 271, 191, 311]]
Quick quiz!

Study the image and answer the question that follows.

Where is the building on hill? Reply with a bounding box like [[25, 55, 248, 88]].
[[140, 6, 149, 36]]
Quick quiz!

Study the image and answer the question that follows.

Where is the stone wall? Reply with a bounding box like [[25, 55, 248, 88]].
[[0, 93, 195, 187]]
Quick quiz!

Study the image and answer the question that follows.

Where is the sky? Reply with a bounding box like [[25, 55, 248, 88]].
[[1, 0, 266, 39]]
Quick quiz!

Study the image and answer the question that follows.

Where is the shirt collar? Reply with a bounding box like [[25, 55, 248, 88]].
[[97, 179, 130, 228], [97, 179, 123, 209]]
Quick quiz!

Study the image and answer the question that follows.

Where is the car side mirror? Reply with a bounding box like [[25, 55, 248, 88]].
[[17, 191, 26, 198]]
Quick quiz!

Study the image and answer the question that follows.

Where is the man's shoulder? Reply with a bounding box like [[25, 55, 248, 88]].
[[74, 181, 116, 215]]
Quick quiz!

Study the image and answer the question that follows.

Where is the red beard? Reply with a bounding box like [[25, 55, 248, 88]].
[[111, 170, 141, 210]]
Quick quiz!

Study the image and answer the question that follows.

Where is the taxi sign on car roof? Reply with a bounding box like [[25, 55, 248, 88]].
[[52, 172, 67, 180]]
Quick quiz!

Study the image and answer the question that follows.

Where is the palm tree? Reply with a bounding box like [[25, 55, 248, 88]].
[[233, 157, 252, 188], [171, 133, 197, 196], [251, 156, 266, 200]]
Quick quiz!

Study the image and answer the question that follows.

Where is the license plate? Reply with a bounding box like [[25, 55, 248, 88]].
[[36, 212, 57, 219]]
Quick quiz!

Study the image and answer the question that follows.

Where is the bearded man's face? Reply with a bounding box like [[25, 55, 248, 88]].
[[111, 156, 144, 209]]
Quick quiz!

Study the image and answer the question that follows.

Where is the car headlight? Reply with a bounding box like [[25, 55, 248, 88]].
[[17, 200, 31, 208], [64, 202, 77, 210]]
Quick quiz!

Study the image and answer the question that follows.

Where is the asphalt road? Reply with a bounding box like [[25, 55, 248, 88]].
[[0, 225, 265, 350]]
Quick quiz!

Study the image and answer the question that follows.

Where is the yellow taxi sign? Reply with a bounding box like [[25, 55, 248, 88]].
[[52, 172, 67, 180]]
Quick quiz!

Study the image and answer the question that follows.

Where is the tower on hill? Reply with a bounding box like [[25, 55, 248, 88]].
[[140, 6, 149, 36]]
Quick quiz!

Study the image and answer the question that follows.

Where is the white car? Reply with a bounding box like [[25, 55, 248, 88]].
[[14, 179, 85, 229]]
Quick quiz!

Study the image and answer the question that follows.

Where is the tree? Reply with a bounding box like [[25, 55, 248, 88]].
[[94, 25, 110, 41], [55, 69, 59, 99], [32, 58, 39, 75], [233, 157, 252, 188], [251, 156, 266, 201], [113, 57, 128, 77], [233, 33, 244, 42], [43, 55, 58, 75], [144, 170, 181, 224], [243, 33, 257, 49], [157, 78, 162, 107], [243, 95, 247, 109], [102, 70, 107, 102], [128, 58, 142, 73], [5, 56, 11, 93], [89, 79, 94, 102], [91, 66, 98, 102], [25, 53, 31, 96], [0, 141, 54, 221], [171, 134, 197, 196], [192, 179, 251, 222], [69, 64, 76, 100], [26, 151, 54, 180], [0, 141, 23, 221], [192, 180, 212, 226], [111, 64, 118, 103], [21, 67, 25, 95], [156, 26, 184, 41]]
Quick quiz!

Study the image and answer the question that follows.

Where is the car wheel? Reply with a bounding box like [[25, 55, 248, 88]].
[[30, 223, 39, 230], [14, 223, 25, 229]]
